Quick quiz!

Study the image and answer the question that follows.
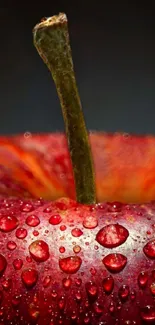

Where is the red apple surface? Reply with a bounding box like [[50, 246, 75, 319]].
[[0, 132, 155, 203], [0, 195, 154, 324]]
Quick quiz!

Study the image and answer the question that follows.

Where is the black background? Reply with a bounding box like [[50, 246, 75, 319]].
[[0, 1, 154, 135]]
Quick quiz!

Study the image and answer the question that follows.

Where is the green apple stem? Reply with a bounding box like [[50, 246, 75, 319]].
[[33, 13, 96, 204]]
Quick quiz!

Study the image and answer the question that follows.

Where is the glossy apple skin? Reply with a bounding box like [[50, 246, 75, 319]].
[[0, 196, 155, 324], [1, 132, 155, 203]]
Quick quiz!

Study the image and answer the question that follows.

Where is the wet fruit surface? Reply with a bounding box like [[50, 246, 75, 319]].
[[0, 196, 154, 324]]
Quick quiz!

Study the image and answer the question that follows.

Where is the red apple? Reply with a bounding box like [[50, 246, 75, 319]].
[[0, 11, 153, 325], [0, 195, 154, 324], [1, 132, 155, 203]]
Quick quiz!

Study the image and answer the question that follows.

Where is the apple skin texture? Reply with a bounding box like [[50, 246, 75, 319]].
[[1, 132, 155, 203], [0, 196, 154, 324]]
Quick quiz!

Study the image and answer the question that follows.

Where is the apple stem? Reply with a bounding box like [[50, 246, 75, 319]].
[[33, 13, 96, 204]]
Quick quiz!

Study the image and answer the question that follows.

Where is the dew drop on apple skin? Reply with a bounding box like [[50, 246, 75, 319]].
[[83, 215, 98, 229], [15, 227, 27, 239], [93, 302, 103, 315], [60, 225, 66, 231], [143, 240, 155, 258], [130, 290, 136, 301], [71, 227, 83, 237], [42, 275, 52, 288], [102, 253, 127, 273], [28, 303, 40, 320], [150, 282, 155, 295], [118, 285, 130, 301], [2, 278, 12, 290], [85, 281, 98, 301], [75, 277, 82, 286], [12, 295, 21, 308], [20, 203, 34, 212], [140, 305, 155, 322], [62, 277, 72, 289], [102, 275, 114, 294], [0, 254, 7, 275], [29, 240, 50, 262], [138, 271, 148, 288], [43, 207, 52, 213], [49, 214, 62, 225], [13, 258, 23, 270], [59, 246, 65, 253], [73, 245, 81, 253], [75, 290, 82, 302], [26, 215, 40, 227], [108, 301, 115, 314], [96, 224, 129, 248], [59, 256, 82, 274], [58, 296, 66, 310], [0, 215, 18, 232], [33, 230, 39, 236], [7, 241, 17, 250], [21, 268, 38, 288]]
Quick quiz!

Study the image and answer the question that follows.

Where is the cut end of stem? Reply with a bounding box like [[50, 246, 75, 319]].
[[33, 13, 96, 205], [33, 13, 67, 32]]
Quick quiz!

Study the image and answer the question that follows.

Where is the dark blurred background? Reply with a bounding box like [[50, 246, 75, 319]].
[[0, 1, 154, 135]]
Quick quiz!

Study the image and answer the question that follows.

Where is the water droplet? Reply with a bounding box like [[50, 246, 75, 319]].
[[43, 207, 52, 213], [96, 224, 129, 248], [103, 253, 127, 273], [49, 214, 62, 225], [26, 215, 40, 227], [83, 214, 98, 229], [59, 246, 65, 253], [0, 215, 18, 232], [75, 277, 82, 286], [138, 271, 148, 288], [59, 256, 82, 274], [108, 202, 122, 212], [71, 228, 83, 237], [21, 268, 38, 288], [58, 296, 66, 310], [33, 230, 39, 236], [102, 275, 114, 294], [60, 225, 66, 231], [62, 277, 72, 289], [150, 282, 155, 295], [43, 275, 51, 288], [51, 289, 57, 299], [118, 285, 129, 301], [16, 228, 27, 239], [143, 240, 155, 259], [26, 256, 32, 263], [83, 313, 90, 324], [2, 278, 12, 290], [75, 290, 82, 302], [13, 258, 23, 270], [109, 301, 115, 314], [73, 245, 81, 254], [141, 305, 155, 322], [130, 290, 136, 301], [29, 240, 49, 262], [94, 302, 103, 315], [20, 203, 34, 212], [7, 240, 17, 252], [90, 267, 97, 276], [28, 303, 40, 320], [85, 281, 98, 301], [12, 295, 21, 308], [0, 255, 7, 276]]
